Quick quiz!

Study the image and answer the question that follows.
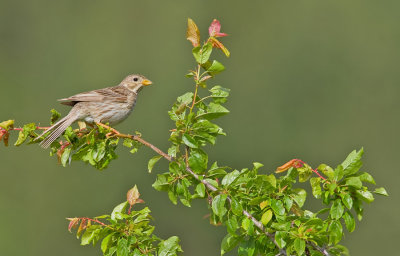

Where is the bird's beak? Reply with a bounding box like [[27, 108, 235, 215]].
[[141, 79, 153, 86]]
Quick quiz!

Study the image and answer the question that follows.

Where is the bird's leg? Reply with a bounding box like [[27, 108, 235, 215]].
[[95, 122, 120, 137]]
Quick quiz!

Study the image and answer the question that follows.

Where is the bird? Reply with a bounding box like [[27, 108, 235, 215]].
[[35, 74, 152, 149]]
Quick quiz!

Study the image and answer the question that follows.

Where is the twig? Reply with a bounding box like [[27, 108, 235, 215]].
[[119, 133, 172, 161], [307, 241, 330, 256], [80, 217, 115, 230]]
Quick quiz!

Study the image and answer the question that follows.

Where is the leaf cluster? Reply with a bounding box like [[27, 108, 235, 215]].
[[67, 186, 182, 256]]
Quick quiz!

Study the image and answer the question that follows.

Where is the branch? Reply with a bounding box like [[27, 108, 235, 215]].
[[116, 133, 172, 161]]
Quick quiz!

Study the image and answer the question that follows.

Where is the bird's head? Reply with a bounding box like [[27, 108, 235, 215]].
[[120, 74, 152, 93]]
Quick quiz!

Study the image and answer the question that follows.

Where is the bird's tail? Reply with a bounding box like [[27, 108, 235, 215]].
[[35, 113, 78, 149]]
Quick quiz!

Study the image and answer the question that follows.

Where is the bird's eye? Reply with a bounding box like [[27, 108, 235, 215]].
[[133, 77, 138, 82]]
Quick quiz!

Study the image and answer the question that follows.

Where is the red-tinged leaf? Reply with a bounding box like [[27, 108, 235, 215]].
[[136, 198, 145, 204], [127, 185, 140, 206], [209, 37, 230, 57], [276, 159, 303, 173], [3, 132, 9, 146], [208, 19, 228, 37], [186, 18, 200, 47], [77, 219, 87, 237], [67, 217, 80, 232], [200, 75, 212, 82]]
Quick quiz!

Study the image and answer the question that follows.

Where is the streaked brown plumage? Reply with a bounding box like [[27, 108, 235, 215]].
[[36, 74, 152, 148]]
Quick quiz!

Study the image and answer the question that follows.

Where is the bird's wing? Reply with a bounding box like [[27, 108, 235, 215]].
[[58, 86, 128, 106]]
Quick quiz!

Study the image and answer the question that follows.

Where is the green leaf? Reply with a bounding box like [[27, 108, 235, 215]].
[[294, 238, 305, 256], [230, 197, 243, 216], [221, 170, 240, 187], [195, 183, 206, 198], [345, 177, 362, 189], [226, 216, 239, 235], [284, 196, 293, 212], [61, 147, 71, 167], [177, 92, 194, 105], [192, 42, 212, 64], [297, 165, 313, 182], [271, 222, 290, 231], [340, 193, 353, 210], [182, 133, 199, 148], [117, 238, 128, 256], [310, 177, 322, 199], [275, 231, 286, 248], [92, 141, 106, 162], [209, 85, 230, 99], [152, 174, 169, 191], [168, 145, 178, 158], [50, 109, 61, 125], [261, 209, 273, 225], [221, 234, 241, 255], [196, 102, 229, 120], [358, 172, 376, 185], [101, 233, 114, 253], [111, 201, 128, 221], [212, 194, 228, 218], [14, 123, 36, 146], [148, 155, 163, 173], [330, 199, 345, 220], [207, 60, 225, 75], [264, 174, 276, 188], [0, 120, 14, 130], [356, 190, 374, 203], [374, 187, 388, 196], [314, 207, 330, 216], [333, 165, 344, 181], [238, 238, 256, 256], [158, 236, 182, 256], [123, 138, 133, 148], [188, 149, 208, 173], [353, 198, 364, 221], [341, 148, 363, 176], [168, 186, 178, 205], [343, 211, 355, 232], [329, 220, 343, 245], [292, 189, 307, 208], [204, 178, 219, 188], [271, 199, 285, 216], [80, 225, 101, 246], [241, 218, 254, 234], [318, 164, 334, 181]]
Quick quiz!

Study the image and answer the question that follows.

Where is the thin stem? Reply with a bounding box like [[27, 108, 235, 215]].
[[82, 217, 115, 230], [311, 168, 327, 181], [115, 133, 172, 161], [6, 126, 50, 132], [194, 95, 213, 105], [190, 64, 201, 112], [307, 241, 330, 256]]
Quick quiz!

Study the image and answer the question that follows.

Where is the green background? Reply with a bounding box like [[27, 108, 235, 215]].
[[0, 0, 398, 255]]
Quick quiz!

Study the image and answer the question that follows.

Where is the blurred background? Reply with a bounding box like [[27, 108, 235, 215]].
[[0, 0, 398, 255]]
